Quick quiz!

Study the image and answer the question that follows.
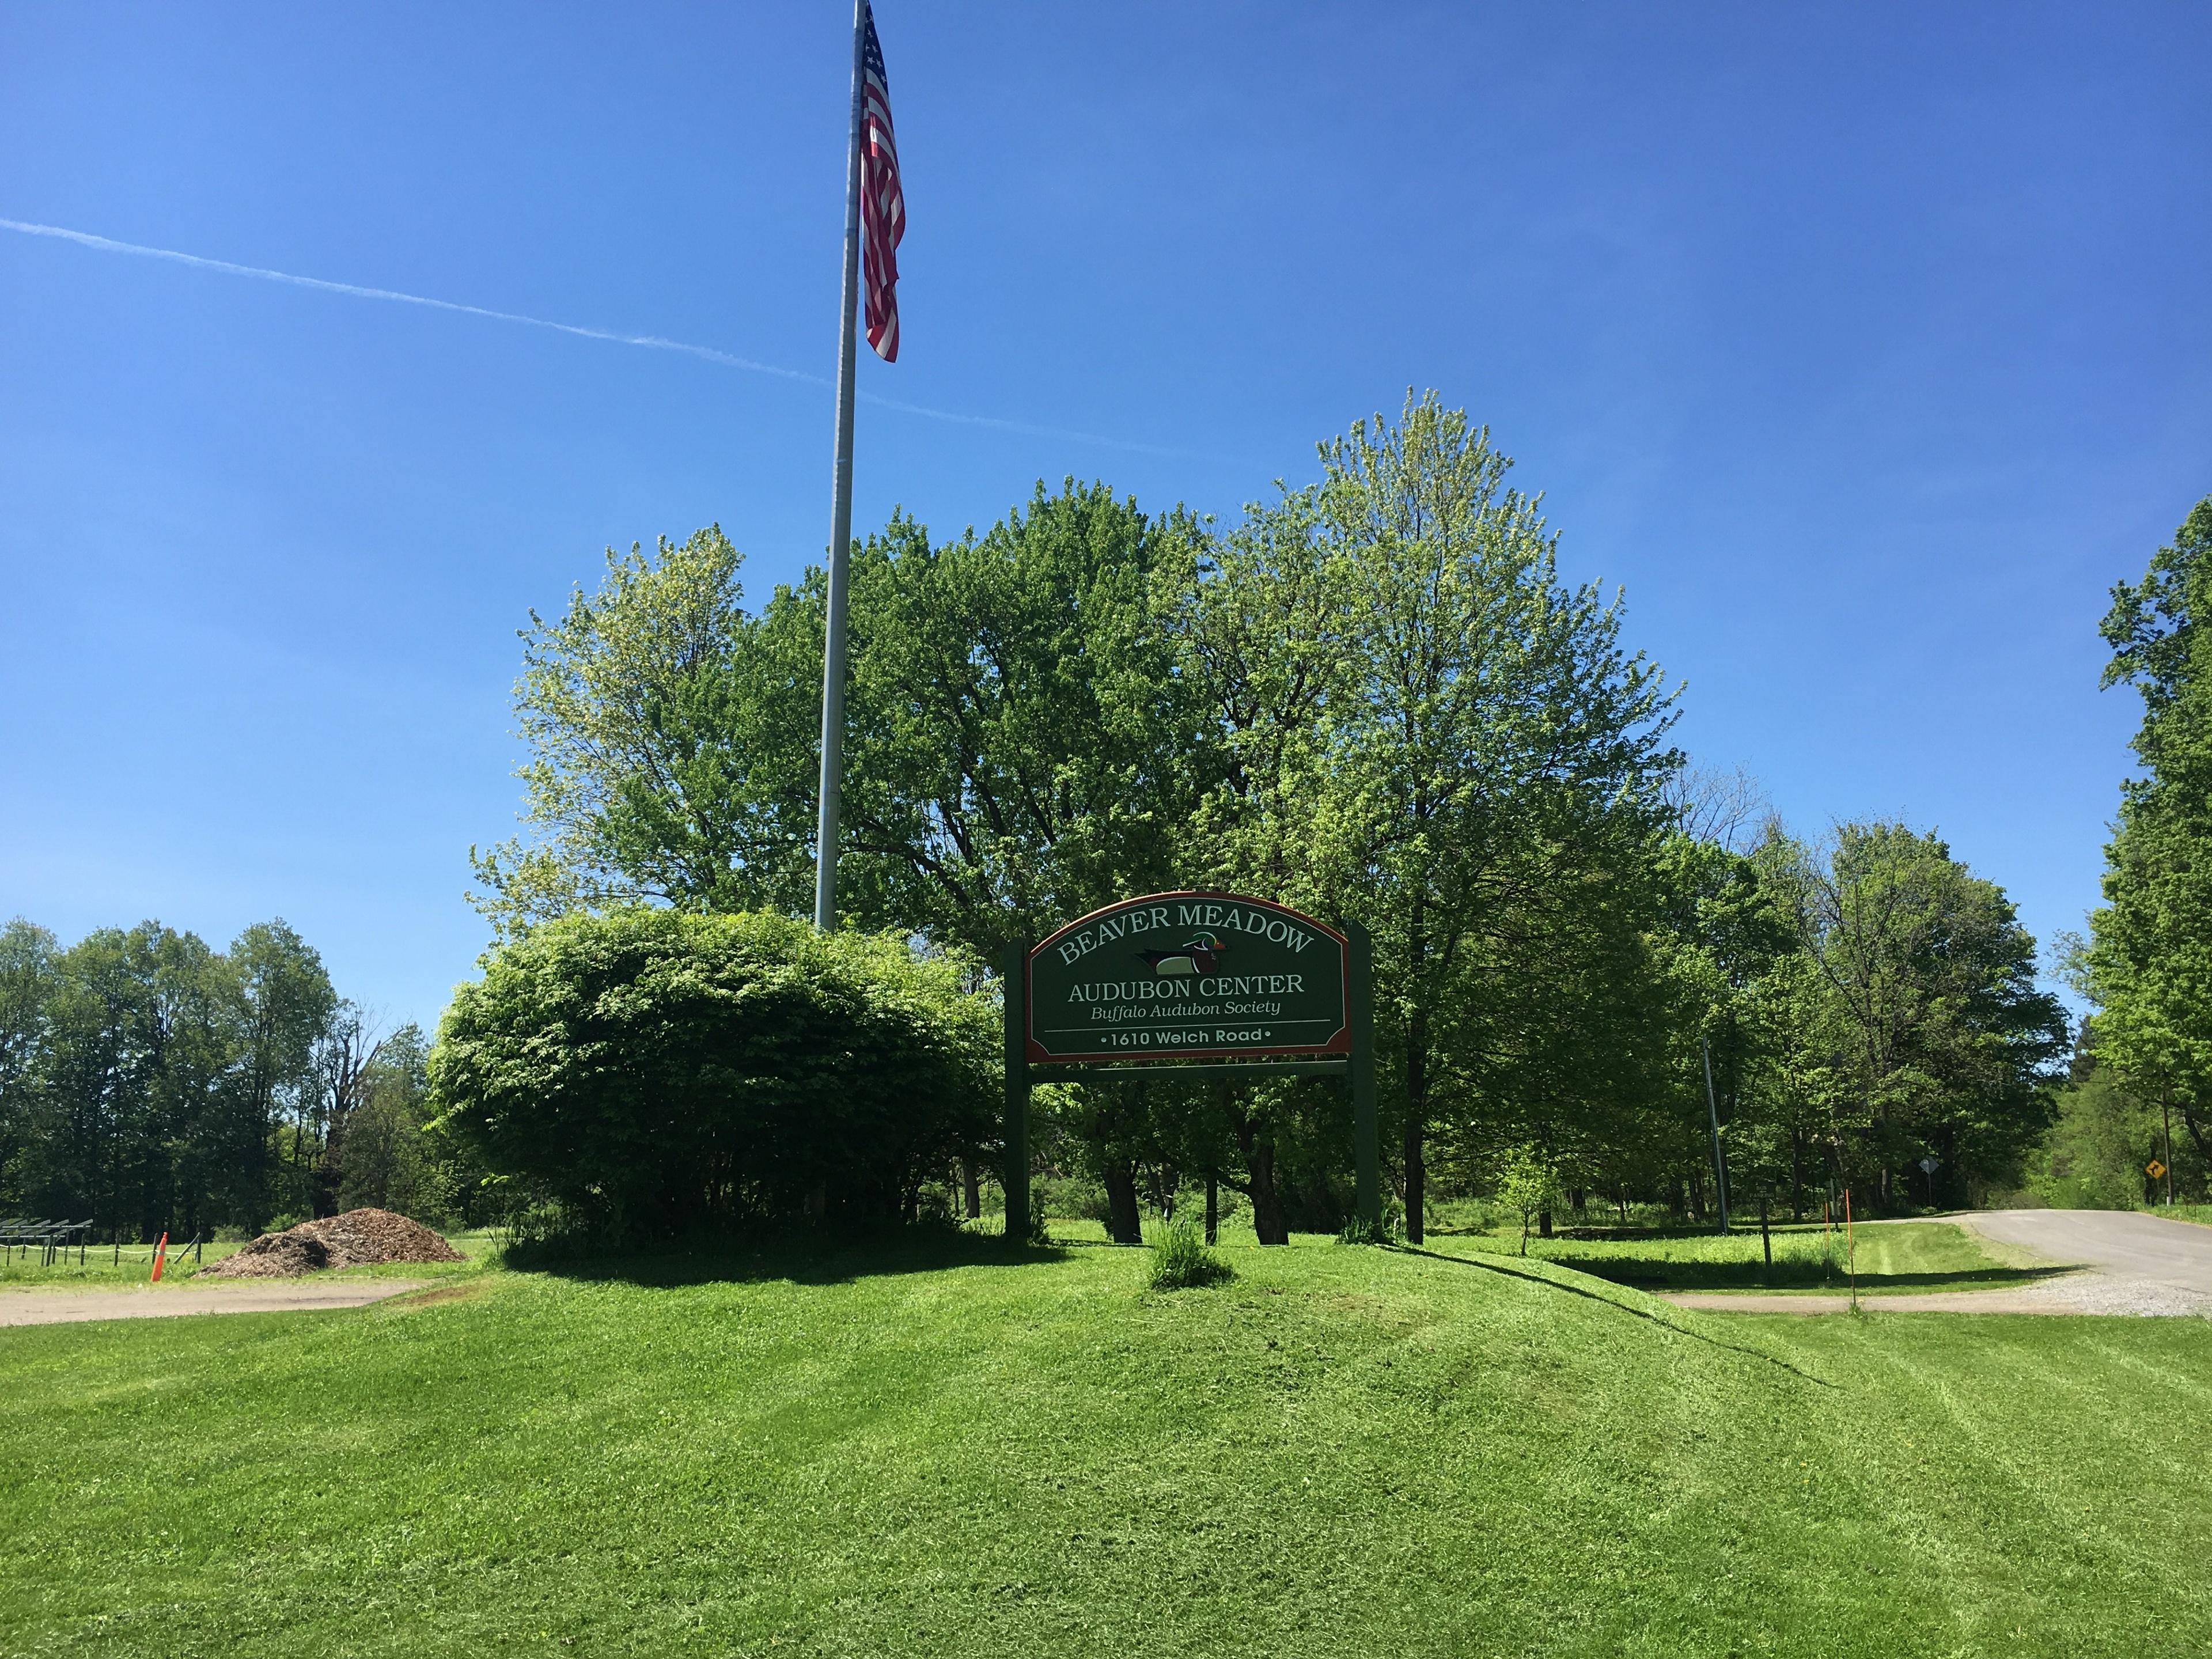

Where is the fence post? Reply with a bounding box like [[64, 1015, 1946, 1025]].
[[1002, 939, 1031, 1243], [1349, 920, 1380, 1230]]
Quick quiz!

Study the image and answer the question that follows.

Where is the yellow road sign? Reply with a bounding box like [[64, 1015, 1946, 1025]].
[[2147, 1160, 2168, 1180]]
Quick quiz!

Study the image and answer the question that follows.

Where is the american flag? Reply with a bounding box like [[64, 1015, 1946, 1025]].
[[860, 3, 904, 362]]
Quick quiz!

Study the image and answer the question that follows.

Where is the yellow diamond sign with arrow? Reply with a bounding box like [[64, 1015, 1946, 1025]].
[[2147, 1160, 2168, 1180]]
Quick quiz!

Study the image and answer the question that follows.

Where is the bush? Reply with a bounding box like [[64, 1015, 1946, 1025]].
[[1148, 1215, 1233, 1290], [428, 909, 997, 1240]]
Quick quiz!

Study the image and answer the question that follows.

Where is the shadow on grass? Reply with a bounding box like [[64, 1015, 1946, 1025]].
[[506, 1225, 1065, 1289], [1392, 1244, 1836, 1388], [1550, 1259, 2063, 1293], [1431, 1224, 1757, 1243]]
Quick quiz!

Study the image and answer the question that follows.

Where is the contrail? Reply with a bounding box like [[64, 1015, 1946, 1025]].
[[0, 216, 1198, 459], [0, 217, 820, 384]]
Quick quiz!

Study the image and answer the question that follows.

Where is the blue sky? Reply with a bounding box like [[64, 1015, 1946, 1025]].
[[3, 2, 2207, 1028]]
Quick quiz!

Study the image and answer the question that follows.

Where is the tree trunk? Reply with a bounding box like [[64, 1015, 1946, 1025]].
[[1215, 1087, 1286, 1245], [1405, 918, 1429, 1245], [1102, 1161, 1143, 1245], [1205, 1170, 1218, 1245], [1230, 1120, 1290, 1247], [1402, 1115, 1425, 1245], [961, 1160, 981, 1220], [1538, 1209, 1553, 1238], [1760, 1193, 1772, 1267], [312, 1115, 345, 1217], [2177, 1100, 2210, 1188], [1251, 1144, 1290, 1245]]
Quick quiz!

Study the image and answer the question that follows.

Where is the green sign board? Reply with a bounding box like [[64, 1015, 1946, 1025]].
[[1025, 892, 1350, 1064], [1000, 891, 1378, 1241]]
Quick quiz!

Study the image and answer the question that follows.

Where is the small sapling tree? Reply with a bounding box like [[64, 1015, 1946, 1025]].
[[1490, 1145, 1564, 1256]]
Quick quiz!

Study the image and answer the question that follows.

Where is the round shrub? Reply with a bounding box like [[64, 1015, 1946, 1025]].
[[429, 908, 996, 1238]]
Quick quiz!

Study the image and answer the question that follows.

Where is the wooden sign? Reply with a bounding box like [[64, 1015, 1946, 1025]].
[[1025, 892, 1349, 1064], [998, 892, 1378, 1240]]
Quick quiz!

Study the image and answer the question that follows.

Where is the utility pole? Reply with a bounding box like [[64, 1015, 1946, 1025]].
[[1702, 1036, 1730, 1235], [2164, 1090, 2176, 1209]]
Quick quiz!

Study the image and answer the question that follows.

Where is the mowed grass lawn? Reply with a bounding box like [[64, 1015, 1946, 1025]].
[[1448, 1217, 2059, 1293], [4, 1233, 2210, 1658]]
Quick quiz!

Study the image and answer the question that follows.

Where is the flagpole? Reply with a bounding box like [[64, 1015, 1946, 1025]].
[[815, 0, 869, 931]]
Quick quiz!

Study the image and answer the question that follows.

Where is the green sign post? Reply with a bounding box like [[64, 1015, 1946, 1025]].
[[1002, 892, 1377, 1240]]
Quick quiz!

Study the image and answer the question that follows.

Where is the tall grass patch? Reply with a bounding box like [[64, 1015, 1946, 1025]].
[[1147, 1215, 1233, 1289]]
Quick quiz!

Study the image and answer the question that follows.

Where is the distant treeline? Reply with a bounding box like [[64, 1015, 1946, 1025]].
[[454, 393, 2070, 1238], [0, 918, 461, 1238]]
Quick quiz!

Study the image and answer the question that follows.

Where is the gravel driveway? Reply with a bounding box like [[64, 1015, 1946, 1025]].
[[0, 1279, 430, 1327], [1958, 1209, 2212, 1314], [1661, 1209, 2212, 1316]]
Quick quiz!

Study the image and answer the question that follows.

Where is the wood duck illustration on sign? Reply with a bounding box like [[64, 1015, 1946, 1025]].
[[1137, 933, 1226, 976]]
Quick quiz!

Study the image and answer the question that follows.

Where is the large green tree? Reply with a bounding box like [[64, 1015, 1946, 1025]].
[[0, 920, 59, 1206], [2088, 497, 2212, 1168], [1774, 823, 2067, 1205], [472, 488, 1212, 959], [221, 921, 337, 1226], [469, 528, 821, 937], [1174, 393, 1680, 1240], [838, 484, 1213, 952]]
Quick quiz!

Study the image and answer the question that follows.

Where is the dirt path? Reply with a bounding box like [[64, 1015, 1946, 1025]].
[[1660, 1209, 2212, 1316], [0, 1279, 430, 1327]]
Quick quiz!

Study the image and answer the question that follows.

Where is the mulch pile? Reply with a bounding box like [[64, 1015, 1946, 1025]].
[[200, 1208, 464, 1279]]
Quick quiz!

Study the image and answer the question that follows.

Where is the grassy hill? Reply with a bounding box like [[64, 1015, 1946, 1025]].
[[3, 1230, 2209, 1657]]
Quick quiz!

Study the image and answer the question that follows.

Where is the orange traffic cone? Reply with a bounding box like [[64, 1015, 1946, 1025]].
[[150, 1231, 169, 1283]]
